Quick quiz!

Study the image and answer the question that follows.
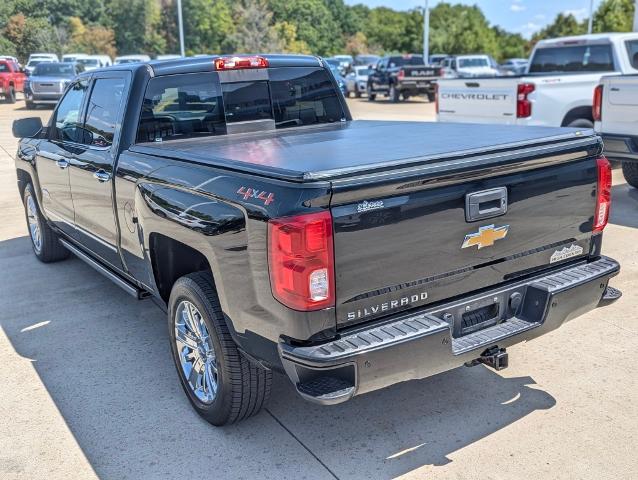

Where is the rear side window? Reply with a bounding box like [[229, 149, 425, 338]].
[[137, 72, 226, 143], [529, 45, 615, 73], [0, 63, 9, 73], [626, 40, 638, 69], [83, 78, 126, 147]]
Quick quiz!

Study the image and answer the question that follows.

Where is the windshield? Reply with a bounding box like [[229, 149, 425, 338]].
[[33, 63, 75, 76], [137, 67, 345, 143], [529, 44, 615, 73], [355, 68, 372, 75], [78, 58, 99, 66], [27, 60, 43, 67], [458, 57, 489, 68], [116, 58, 140, 64]]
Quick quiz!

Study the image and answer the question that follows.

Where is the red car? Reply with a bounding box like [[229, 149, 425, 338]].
[[0, 59, 26, 103]]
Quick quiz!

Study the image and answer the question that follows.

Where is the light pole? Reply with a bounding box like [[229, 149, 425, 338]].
[[423, 0, 430, 62], [587, 0, 594, 34], [177, 0, 185, 57]]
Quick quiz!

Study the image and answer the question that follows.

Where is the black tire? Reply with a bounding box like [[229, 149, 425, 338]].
[[6, 86, 16, 104], [168, 272, 272, 426], [622, 162, 638, 189], [25, 100, 35, 110], [22, 183, 69, 263], [427, 92, 436, 103], [355, 90, 361, 98], [367, 84, 376, 101], [390, 84, 400, 103], [566, 118, 594, 128]]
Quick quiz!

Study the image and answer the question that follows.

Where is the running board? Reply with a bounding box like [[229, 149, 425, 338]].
[[59, 239, 151, 300]]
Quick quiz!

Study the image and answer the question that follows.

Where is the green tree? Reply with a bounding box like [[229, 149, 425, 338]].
[[273, 21, 311, 54], [182, 0, 236, 54], [593, 0, 635, 32], [531, 13, 585, 43], [232, 0, 281, 53], [4, 13, 61, 62], [429, 4, 499, 57], [270, 0, 344, 56], [492, 27, 527, 60], [108, 0, 166, 55]]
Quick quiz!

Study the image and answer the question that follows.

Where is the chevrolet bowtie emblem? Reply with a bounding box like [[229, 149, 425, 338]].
[[461, 224, 509, 250]]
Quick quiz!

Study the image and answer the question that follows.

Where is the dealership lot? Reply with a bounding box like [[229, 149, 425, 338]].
[[0, 98, 636, 479]]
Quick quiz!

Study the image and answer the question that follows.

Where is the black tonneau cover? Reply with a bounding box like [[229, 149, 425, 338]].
[[130, 121, 598, 182]]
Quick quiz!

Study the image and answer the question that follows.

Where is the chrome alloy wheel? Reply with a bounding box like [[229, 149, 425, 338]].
[[174, 300, 218, 404], [26, 194, 42, 254]]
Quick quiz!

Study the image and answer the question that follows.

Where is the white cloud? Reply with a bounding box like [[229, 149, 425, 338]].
[[563, 8, 588, 21], [510, 3, 526, 12], [534, 13, 546, 21], [517, 21, 542, 39]]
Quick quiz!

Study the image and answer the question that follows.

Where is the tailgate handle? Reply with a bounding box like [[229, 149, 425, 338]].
[[465, 82, 480, 88], [465, 187, 508, 222]]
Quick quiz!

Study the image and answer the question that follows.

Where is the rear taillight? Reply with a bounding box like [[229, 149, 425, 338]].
[[398, 69, 405, 81], [593, 156, 612, 233], [593, 84, 603, 121], [434, 82, 439, 114], [516, 82, 535, 118], [214, 56, 268, 70], [268, 211, 335, 311]]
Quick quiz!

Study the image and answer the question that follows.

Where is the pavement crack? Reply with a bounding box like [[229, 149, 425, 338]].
[[265, 408, 340, 480]]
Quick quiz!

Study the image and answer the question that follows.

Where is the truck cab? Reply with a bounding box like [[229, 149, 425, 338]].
[[0, 59, 26, 103]]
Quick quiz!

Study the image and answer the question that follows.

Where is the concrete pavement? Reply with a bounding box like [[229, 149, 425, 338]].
[[0, 98, 636, 479]]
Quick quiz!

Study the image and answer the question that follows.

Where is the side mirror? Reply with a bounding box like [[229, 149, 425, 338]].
[[13, 117, 43, 138]]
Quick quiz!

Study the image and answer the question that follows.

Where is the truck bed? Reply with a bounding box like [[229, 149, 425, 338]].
[[131, 121, 595, 182]]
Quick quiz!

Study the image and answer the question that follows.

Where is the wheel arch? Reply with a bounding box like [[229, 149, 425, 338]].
[[561, 105, 594, 127]]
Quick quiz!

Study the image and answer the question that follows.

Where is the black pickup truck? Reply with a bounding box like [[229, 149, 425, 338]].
[[367, 54, 440, 102], [13, 55, 621, 426]]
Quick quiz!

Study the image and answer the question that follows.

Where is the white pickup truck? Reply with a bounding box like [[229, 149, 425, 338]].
[[437, 33, 638, 128], [594, 74, 638, 188]]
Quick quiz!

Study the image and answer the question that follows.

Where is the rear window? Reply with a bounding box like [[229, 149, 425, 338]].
[[458, 57, 489, 68], [137, 67, 344, 143], [529, 44, 615, 73], [388, 56, 425, 67], [626, 40, 638, 69]]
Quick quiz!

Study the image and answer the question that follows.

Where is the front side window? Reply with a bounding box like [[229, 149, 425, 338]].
[[529, 45, 615, 73], [83, 77, 126, 147], [0, 63, 9, 73], [626, 40, 638, 69], [51, 79, 88, 143]]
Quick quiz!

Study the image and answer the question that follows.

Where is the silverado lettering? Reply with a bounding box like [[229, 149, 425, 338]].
[[12, 54, 620, 426]]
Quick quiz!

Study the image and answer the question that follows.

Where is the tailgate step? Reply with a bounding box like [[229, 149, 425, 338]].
[[452, 317, 539, 355]]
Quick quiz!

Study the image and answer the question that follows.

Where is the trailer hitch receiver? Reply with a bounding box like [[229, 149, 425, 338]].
[[466, 346, 509, 371]]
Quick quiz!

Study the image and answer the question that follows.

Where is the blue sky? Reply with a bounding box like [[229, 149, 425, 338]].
[[345, 0, 605, 38]]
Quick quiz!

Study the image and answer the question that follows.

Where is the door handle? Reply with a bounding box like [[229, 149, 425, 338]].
[[56, 159, 69, 169], [93, 170, 111, 183]]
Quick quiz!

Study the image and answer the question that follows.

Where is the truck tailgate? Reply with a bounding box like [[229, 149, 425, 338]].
[[438, 78, 518, 123], [330, 145, 600, 328]]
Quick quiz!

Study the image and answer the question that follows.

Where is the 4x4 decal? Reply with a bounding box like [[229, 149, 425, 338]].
[[237, 186, 275, 206]]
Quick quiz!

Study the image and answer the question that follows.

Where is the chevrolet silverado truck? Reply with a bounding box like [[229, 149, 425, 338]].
[[437, 33, 638, 127], [0, 58, 26, 103], [594, 74, 638, 188], [12, 55, 621, 426], [367, 54, 439, 102]]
